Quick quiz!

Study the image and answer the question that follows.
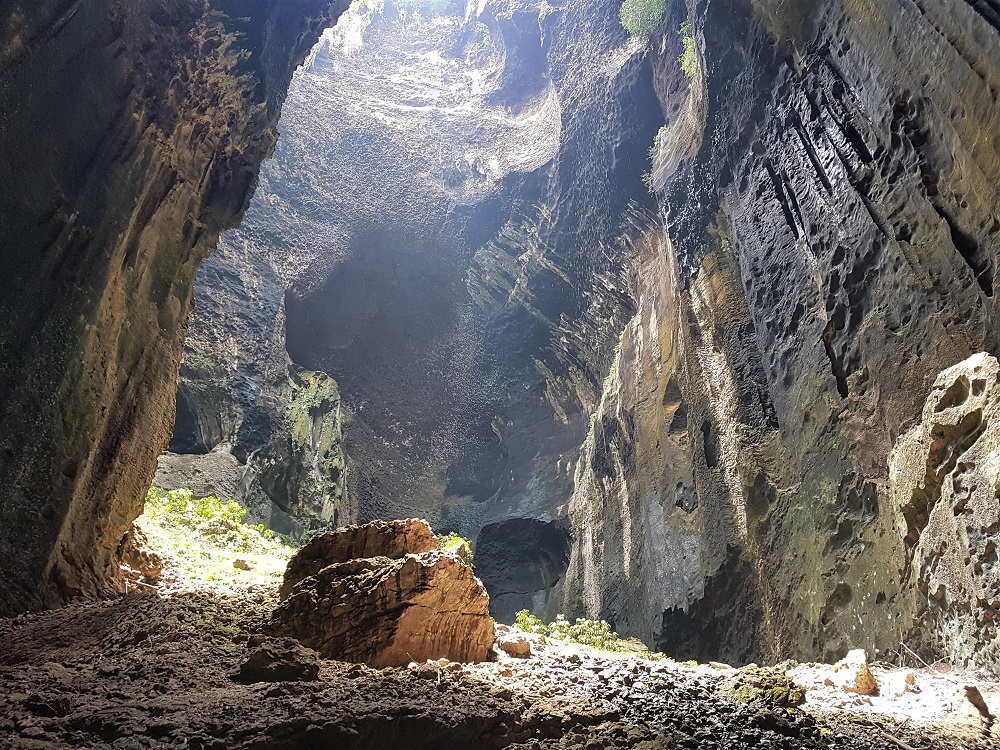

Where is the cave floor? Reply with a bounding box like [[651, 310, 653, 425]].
[[0, 588, 996, 750]]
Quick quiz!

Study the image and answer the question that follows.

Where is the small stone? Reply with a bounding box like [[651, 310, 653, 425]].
[[231, 639, 321, 683], [233, 559, 251, 570], [833, 649, 878, 696], [497, 633, 532, 658]]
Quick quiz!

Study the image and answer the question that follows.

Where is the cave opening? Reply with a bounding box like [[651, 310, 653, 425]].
[[4, 0, 1000, 745], [154, 0, 665, 619]]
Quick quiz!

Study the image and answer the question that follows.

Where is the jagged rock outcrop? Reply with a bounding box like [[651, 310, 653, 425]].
[[274, 519, 495, 667], [889, 352, 1000, 670], [158, 365, 351, 534], [118, 525, 164, 589], [0, 0, 348, 615], [557, 0, 1000, 668]]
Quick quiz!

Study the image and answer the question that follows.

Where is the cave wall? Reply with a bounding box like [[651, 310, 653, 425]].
[[0, 0, 347, 615], [557, 0, 1000, 668], [167, 0, 666, 613]]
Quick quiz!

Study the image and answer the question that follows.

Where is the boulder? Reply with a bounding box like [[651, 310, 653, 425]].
[[720, 665, 806, 707], [273, 519, 494, 667], [833, 649, 879, 696], [278, 518, 439, 600], [231, 639, 321, 683]]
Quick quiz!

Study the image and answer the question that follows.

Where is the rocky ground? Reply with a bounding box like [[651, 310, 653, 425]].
[[0, 583, 996, 750]]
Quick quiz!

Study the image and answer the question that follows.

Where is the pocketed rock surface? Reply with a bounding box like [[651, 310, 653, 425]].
[[1, 589, 997, 750]]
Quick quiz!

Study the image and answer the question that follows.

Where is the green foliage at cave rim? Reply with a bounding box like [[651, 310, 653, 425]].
[[144, 486, 296, 553], [515, 610, 663, 657], [620, 0, 666, 38], [437, 531, 475, 567], [679, 21, 697, 78]]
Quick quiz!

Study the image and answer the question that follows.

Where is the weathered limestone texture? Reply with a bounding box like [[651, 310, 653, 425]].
[[274, 519, 495, 667], [0, 0, 347, 615], [278, 518, 440, 599], [166, 0, 665, 618], [158, 365, 351, 535], [890, 353, 1000, 670], [558, 0, 1000, 668]]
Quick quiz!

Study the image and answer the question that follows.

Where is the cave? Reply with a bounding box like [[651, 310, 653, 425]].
[[2, 0, 1000, 747]]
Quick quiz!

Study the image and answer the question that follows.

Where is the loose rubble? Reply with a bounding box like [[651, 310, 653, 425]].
[[0, 590, 997, 749]]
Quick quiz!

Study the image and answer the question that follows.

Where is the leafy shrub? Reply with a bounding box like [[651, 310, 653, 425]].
[[620, 0, 666, 38], [144, 487, 282, 554], [515, 610, 626, 652], [679, 21, 697, 78], [437, 531, 474, 566]]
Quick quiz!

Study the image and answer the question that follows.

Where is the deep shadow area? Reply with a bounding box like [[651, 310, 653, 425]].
[[475, 518, 572, 622]]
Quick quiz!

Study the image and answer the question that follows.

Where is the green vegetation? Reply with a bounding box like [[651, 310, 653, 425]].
[[515, 610, 627, 652], [514, 610, 673, 659], [679, 21, 697, 78], [437, 531, 475, 566], [619, 0, 667, 38], [139, 487, 298, 587], [603, 339, 623, 392], [642, 170, 655, 195]]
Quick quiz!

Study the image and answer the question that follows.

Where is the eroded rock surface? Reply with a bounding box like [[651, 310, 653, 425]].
[[889, 352, 1000, 670], [3, 590, 993, 749], [278, 518, 439, 599], [167, 0, 660, 616], [274, 519, 494, 666], [555, 0, 1000, 669], [231, 638, 322, 684], [0, 0, 348, 615]]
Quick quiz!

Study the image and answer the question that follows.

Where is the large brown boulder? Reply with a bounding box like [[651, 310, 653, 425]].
[[278, 518, 440, 599], [273, 519, 494, 667]]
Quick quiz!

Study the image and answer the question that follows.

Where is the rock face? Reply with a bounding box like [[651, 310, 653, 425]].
[[167, 0, 661, 614], [889, 353, 1000, 670], [0, 0, 348, 615], [274, 519, 495, 667], [555, 0, 1000, 669], [158, 365, 351, 535]]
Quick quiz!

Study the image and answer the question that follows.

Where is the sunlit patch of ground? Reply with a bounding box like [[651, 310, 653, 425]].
[[136, 487, 297, 593], [1, 498, 995, 749]]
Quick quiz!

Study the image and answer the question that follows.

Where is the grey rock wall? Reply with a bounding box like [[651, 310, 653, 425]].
[[171, 0, 666, 614], [557, 0, 1000, 668]]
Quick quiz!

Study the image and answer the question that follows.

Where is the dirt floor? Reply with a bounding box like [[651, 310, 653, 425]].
[[1, 582, 997, 750]]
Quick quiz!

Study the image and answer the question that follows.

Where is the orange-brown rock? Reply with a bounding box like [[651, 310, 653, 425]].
[[278, 518, 439, 600], [273, 520, 494, 667], [118, 525, 163, 589]]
